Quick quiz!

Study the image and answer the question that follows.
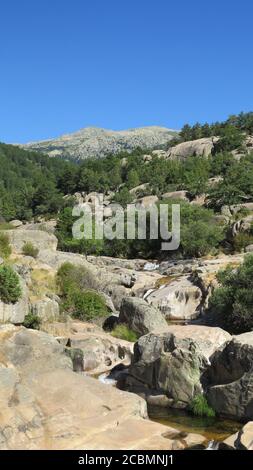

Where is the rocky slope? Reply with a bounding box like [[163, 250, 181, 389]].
[[19, 126, 178, 160]]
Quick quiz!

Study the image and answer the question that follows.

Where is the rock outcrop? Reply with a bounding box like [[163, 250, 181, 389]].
[[207, 331, 253, 420], [145, 276, 202, 321], [223, 422, 253, 450], [119, 297, 168, 336], [126, 325, 231, 409], [3, 229, 58, 253], [166, 137, 219, 160], [42, 321, 134, 375], [0, 324, 181, 450], [30, 298, 60, 322], [0, 276, 28, 324], [126, 329, 208, 408]]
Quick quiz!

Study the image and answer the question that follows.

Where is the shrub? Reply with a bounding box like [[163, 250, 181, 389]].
[[233, 233, 253, 252], [67, 289, 108, 321], [0, 265, 22, 303], [111, 324, 138, 342], [0, 233, 11, 258], [22, 242, 39, 258], [57, 262, 98, 295], [23, 312, 41, 330], [190, 395, 215, 418], [208, 254, 253, 333]]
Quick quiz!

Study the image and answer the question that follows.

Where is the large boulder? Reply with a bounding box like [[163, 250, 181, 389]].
[[207, 331, 253, 420], [223, 422, 253, 450], [166, 137, 219, 160], [145, 276, 202, 321], [9, 219, 23, 228], [42, 321, 133, 375], [3, 229, 58, 253], [126, 330, 207, 408], [135, 195, 159, 209], [30, 297, 60, 322], [161, 190, 189, 201], [164, 325, 231, 360], [119, 297, 168, 336], [126, 325, 231, 409]]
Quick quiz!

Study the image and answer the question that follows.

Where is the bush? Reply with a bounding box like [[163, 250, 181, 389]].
[[190, 395, 215, 418], [57, 262, 98, 294], [111, 324, 138, 342], [67, 289, 108, 321], [22, 242, 39, 258], [57, 262, 107, 321], [233, 233, 253, 252], [208, 254, 253, 333], [0, 265, 22, 303], [0, 233, 11, 258], [23, 312, 41, 330]]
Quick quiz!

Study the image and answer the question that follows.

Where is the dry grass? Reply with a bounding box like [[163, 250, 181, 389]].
[[29, 268, 56, 301]]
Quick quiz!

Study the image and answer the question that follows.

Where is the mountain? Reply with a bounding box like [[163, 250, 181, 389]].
[[19, 126, 178, 160]]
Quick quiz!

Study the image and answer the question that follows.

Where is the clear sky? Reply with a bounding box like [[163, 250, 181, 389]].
[[1, 0, 253, 143]]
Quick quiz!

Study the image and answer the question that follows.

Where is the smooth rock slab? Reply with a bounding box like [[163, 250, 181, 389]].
[[0, 324, 177, 450], [146, 276, 202, 320]]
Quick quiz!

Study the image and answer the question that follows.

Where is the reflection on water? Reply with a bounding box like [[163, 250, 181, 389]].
[[148, 405, 242, 442]]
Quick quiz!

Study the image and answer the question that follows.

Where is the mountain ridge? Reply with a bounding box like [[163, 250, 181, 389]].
[[19, 125, 178, 160]]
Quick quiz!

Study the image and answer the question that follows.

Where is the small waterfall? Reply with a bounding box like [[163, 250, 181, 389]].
[[143, 262, 159, 271], [206, 440, 219, 450], [98, 372, 117, 386]]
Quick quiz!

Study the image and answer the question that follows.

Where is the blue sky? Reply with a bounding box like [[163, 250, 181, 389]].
[[1, 0, 253, 143]]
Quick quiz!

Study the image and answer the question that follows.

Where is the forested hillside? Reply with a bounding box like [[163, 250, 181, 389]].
[[1, 112, 253, 259]]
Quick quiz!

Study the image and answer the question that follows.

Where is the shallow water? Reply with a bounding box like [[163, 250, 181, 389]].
[[148, 405, 242, 442]]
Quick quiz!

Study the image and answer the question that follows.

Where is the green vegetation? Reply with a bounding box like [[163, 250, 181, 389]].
[[57, 262, 108, 321], [0, 233, 11, 258], [0, 142, 75, 221], [22, 242, 39, 258], [23, 312, 41, 329], [209, 254, 253, 333], [179, 112, 253, 143], [111, 324, 138, 342], [190, 395, 215, 418], [2, 112, 253, 260], [67, 289, 108, 322], [0, 265, 22, 303]]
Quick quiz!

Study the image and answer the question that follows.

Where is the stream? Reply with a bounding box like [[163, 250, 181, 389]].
[[148, 405, 242, 448], [97, 371, 242, 449]]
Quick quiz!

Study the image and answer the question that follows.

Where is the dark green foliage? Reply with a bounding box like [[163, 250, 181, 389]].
[[0, 233, 11, 258], [0, 265, 22, 303], [23, 312, 41, 330], [22, 242, 39, 258], [190, 395, 215, 418], [68, 289, 108, 321], [56, 206, 104, 255], [209, 254, 253, 333], [0, 143, 76, 220], [232, 232, 253, 252], [179, 112, 253, 142], [158, 200, 224, 258], [213, 126, 245, 153], [113, 187, 134, 206]]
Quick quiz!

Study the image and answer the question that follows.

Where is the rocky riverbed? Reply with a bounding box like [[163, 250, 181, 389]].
[[0, 227, 253, 450]]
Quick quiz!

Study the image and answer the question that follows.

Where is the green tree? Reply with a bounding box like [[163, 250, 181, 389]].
[[209, 254, 253, 333], [0, 265, 22, 303]]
